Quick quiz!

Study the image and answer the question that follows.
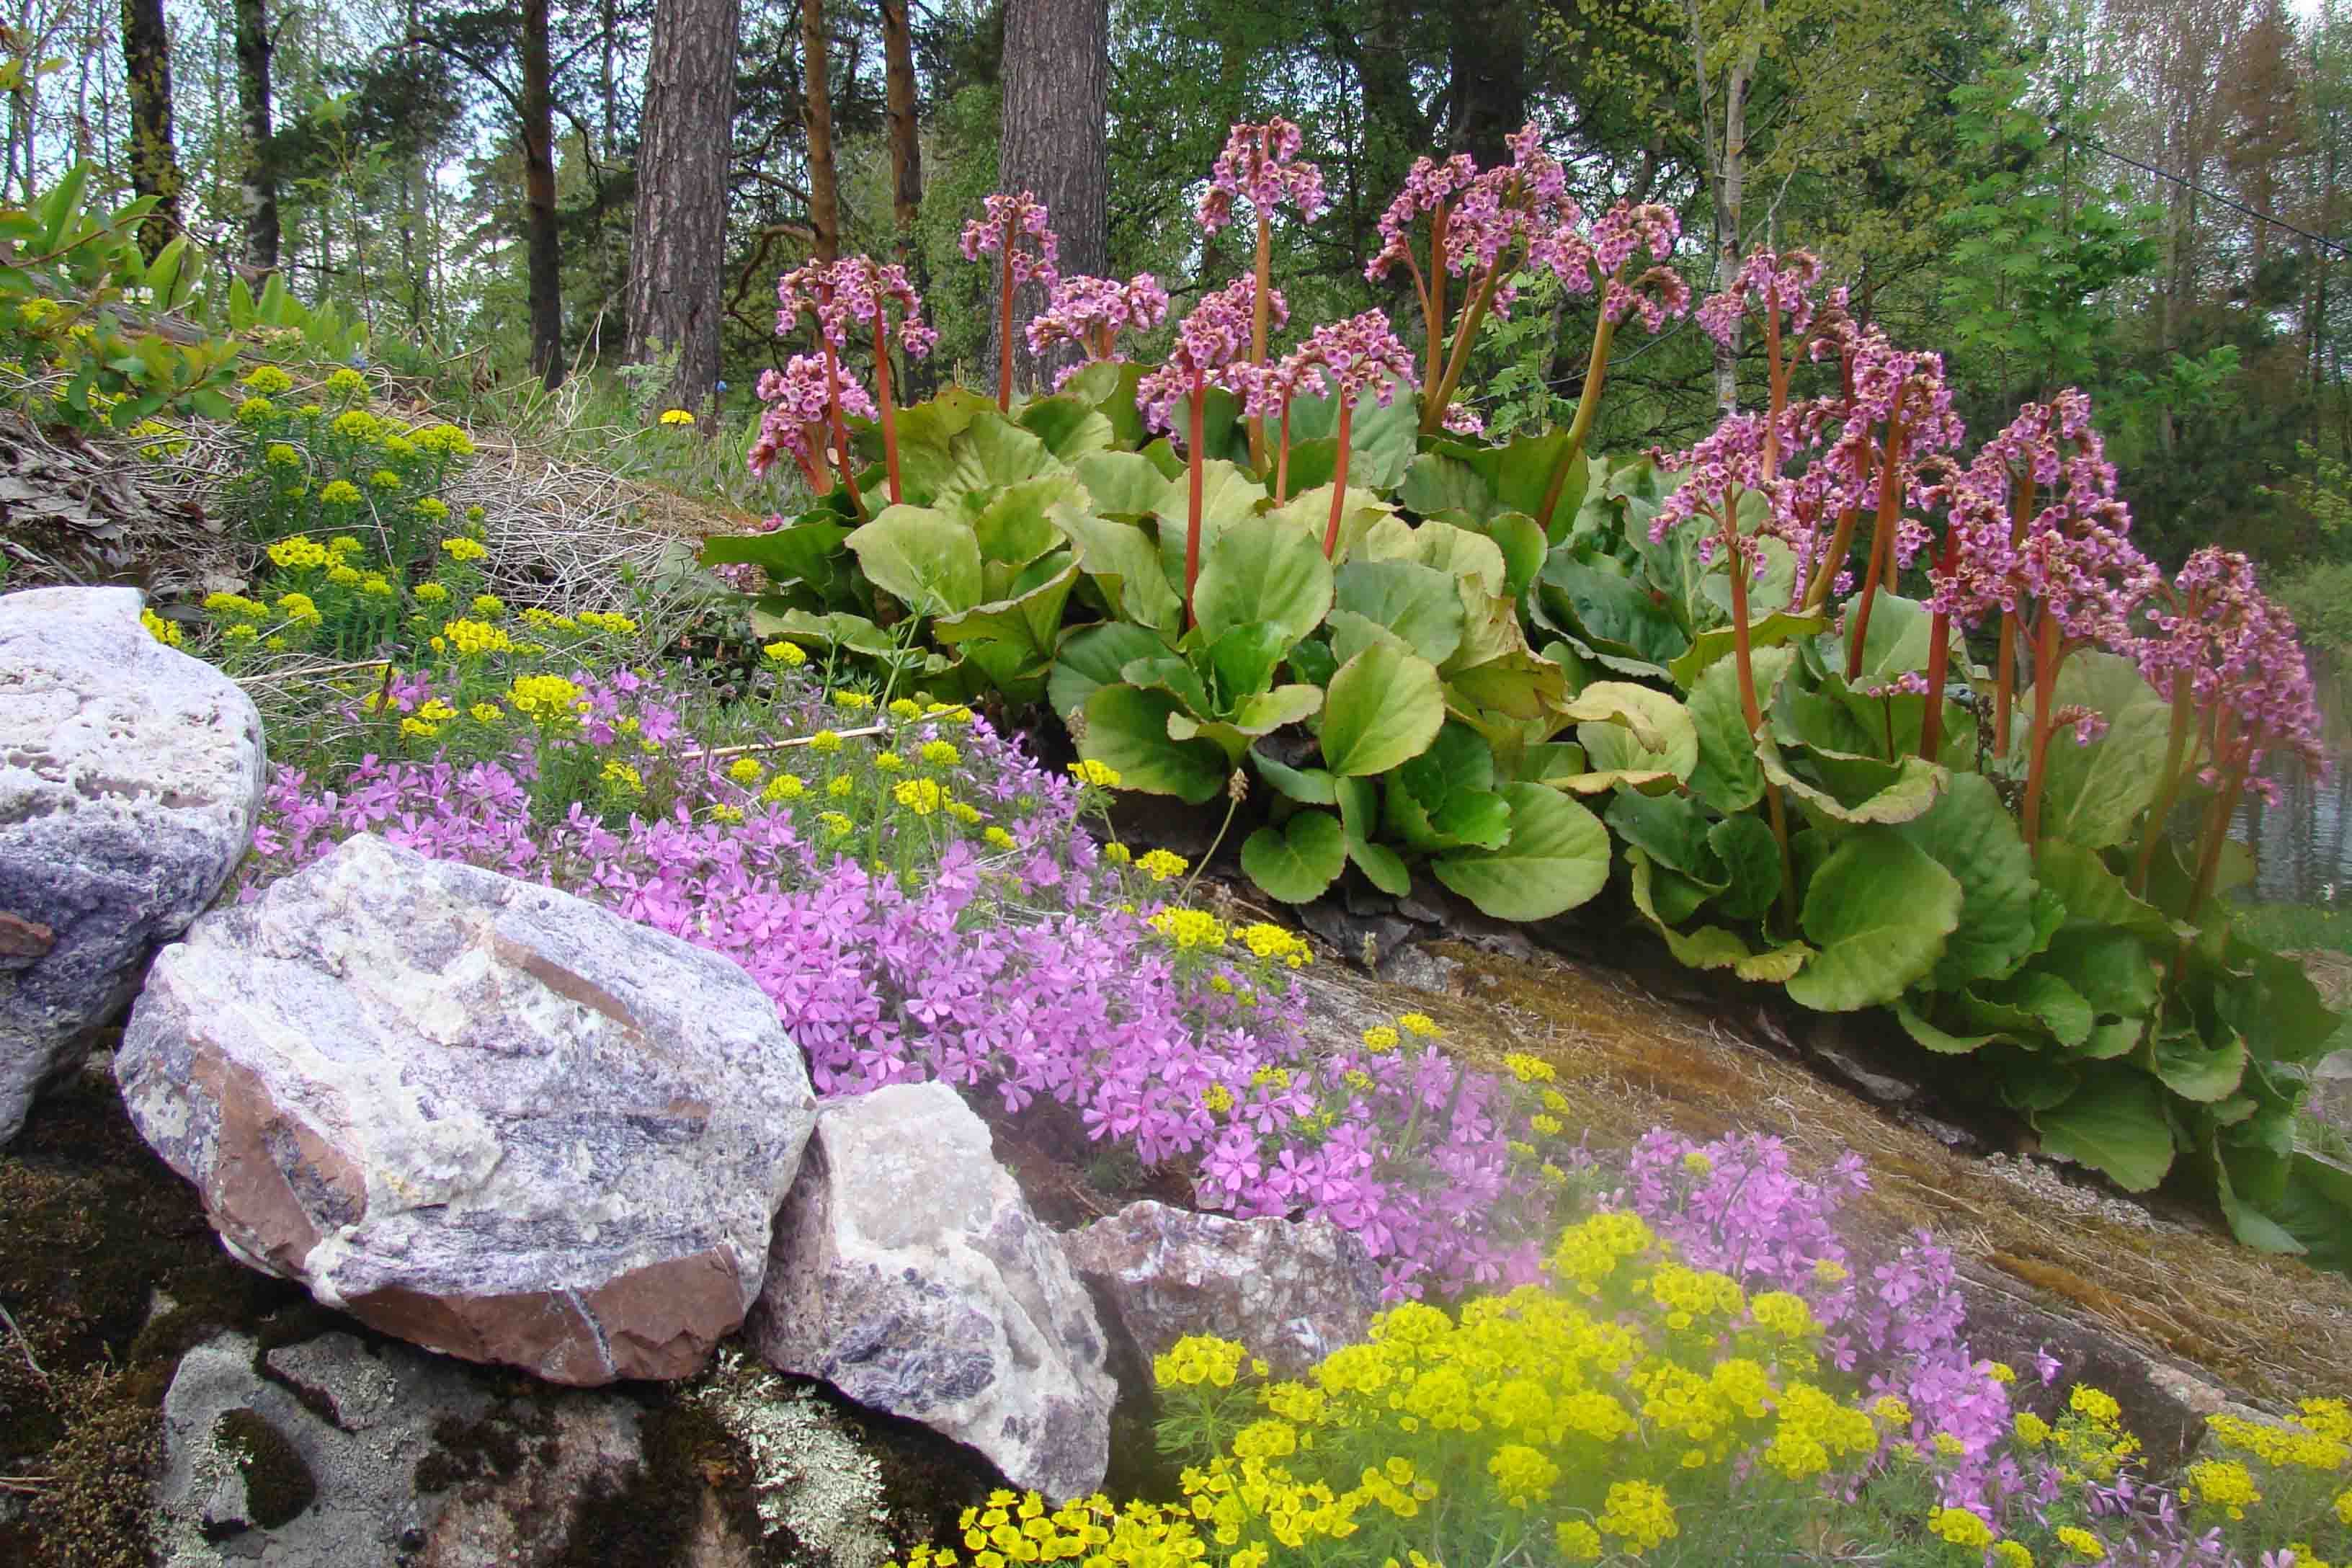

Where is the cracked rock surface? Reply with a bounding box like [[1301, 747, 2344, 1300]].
[[0, 585, 264, 1143], [748, 1082, 1115, 1502], [117, 833, 819, 1385]]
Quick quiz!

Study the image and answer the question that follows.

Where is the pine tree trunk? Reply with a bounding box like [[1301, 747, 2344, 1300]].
[[802, 0, 839, 264], [521, 0, 564, 386], [627, 0, 741, 411], [994, 0, 1106, 393], [1445, 0, 1525, 169], [882, 0, 921, 255], [120, 0, 181, 259], [233, 0, 278, 272]]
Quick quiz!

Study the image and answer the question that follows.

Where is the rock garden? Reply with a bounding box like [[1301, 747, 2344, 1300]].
[[2, 115, 2352, 1568]]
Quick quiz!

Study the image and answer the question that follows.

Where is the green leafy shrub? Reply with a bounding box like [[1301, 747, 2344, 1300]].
[[706, 119, 2348, 1260]]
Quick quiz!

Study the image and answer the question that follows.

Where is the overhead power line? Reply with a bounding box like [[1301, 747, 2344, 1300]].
[[2059, 128, 2352, 261]]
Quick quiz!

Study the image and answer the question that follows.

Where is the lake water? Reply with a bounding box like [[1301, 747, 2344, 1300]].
[[2232, 752, 2351, 904]]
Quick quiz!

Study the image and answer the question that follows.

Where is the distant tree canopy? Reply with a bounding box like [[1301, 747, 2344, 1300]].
[[5, 0, 2350, 567]]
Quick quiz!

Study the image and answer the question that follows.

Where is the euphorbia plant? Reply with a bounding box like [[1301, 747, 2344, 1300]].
[[1195, 117, 1325, 470], [1023, 272, 1171, 388], [1136, 276, 1280, 625], [959, 191, 1059, 411]]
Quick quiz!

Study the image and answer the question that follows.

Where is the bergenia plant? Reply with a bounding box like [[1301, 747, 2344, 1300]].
[[1651, 411, 1798, 921], [1196, 117, 1326, 469], [1697, 249, 1827, 477], [834, 257, 937, 507], [1023, 272, 1172, 388], [1817, 329, 1965, 678], [1268, 308, 1416, 557], [1136, 276, 1283, 624], [748, 355, 877, 497], [772, 258, 873, 511], [960, 191, 1059, 411], [1530, 197, 1688, 533], [2134, 548, 2323, 919]]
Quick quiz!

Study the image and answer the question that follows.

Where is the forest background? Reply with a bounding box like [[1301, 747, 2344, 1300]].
[[14, 0, 2352, 693]]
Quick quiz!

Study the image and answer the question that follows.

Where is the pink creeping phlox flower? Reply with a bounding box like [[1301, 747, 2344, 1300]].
[[251, 669, 1568, 1298], [1195, 117, 1327, 232], [748, 356, 876, 488], [1023, 272, 1172, 388], [1136, 276, 1285, 436], [958, 190, 1060, 283]]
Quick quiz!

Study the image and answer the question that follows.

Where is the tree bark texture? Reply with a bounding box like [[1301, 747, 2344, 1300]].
[[626, 0, 742, 411], [882, 0, 922, 255], [802, 0, 839, 264], [1444, 0, 1527, 169], [994, 0, 1107, 393], [233, 0, 278, 272], [121, 0, 181, 259], [521, 0, 564, 386]]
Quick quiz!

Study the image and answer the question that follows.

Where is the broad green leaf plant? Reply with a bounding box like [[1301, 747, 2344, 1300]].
[[710, 122, 2349, 1263]]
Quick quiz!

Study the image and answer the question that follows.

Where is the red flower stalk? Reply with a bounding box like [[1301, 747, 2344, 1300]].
[[960, 192, 1059, 411]]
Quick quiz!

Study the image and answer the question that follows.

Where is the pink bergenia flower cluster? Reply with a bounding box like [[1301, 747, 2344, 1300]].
[[1136, 276, 1288, 435], [1257, 308, 1417, 413], [1024, 272, 1172, 387], [833, 255, 940, 360], [1195, 117, 1327, 233], [749, 355, 876, 482], [248, 671, 1558, 1297], [1696, 247, 1827, 348], [2141, 547, 2325, 789], [959, 190, 1060, 284], [1364, 151, 1479, 285]]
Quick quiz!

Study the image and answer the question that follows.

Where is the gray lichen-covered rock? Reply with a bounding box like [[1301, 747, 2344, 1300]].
[[154, 1329, 647, 1567], [748, 1082, 1115, 1502], [1060, 1201, 1384, 1378], [0, 585, 264, 1144], [117, 833, 819, 1385]]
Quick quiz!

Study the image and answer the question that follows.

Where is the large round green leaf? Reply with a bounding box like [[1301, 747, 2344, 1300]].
[[1242, 811, 1348, 903], [1049, 623, 1171, 722], [2031, 1066, 2176, 1192], [966, 475, 1080, 566], [1046, 501, 1182, 633], [1432, 783, 1612, 921], [2034, 650, 2175, 850], [1334, 557, 1466, 665], [1079, 684, 1226, 803], [1319, 641, 1444, 778], [1568, 682, 1699, 783], [1894, 772, 2041, 989], [845, 505, 984, 618], [1783, 831, 1963, 1012], [1193, 517, 1335, 650]]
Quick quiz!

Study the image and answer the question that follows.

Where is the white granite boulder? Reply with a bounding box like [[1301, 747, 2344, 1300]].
[[747, 1082, 1115, 1502], [1060, 1201, 1384, 1378], [0, 586, 264, 1143], [117, 833, 818, 1386]]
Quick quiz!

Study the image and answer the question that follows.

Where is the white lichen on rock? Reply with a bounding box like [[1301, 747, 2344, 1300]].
[[692, 1348, 896, 1568]]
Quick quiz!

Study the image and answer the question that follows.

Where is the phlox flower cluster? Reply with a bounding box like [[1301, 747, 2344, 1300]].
[[246, 666, 1564, 1298], [1195, 117, 1327, 233]]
